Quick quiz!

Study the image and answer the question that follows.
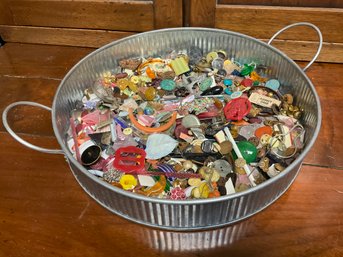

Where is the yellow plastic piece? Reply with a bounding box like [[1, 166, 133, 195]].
[[144, 175, 166, 197], [170, 57, 190, 76], [119, 174, 138, 190]]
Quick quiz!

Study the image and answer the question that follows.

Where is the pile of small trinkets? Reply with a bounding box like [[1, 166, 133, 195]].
[[67, 48, 305, 200]]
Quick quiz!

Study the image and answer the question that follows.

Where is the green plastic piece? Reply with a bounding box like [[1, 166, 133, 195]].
[[232, 140, 258, 164], [240, 64, 254, 76]]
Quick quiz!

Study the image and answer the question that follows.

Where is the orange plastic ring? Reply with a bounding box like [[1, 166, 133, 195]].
[[137, 59, 165, 74], [128, 109, 177, 134]]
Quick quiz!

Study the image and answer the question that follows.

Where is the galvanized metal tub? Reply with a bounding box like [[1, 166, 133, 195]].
[[3, 24, 322, 230]]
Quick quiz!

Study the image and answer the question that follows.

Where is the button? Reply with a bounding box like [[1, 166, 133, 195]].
[[224, 87, 233, 95], [160, 79, 176, 91], [223, 97, 252, 121], [248, 136, 260, 147], [219, 141, 233, 154], [217, 69, 227, 77], [144, 87, 157, 101], [213, 159, 232, 177], [223, 60, 240, 74], [201, 140, 214, 153], [230, 91, 242, 99], [170, 187, 186, 200], [199, 77, 214, 91], [123, 127, 133, 136], [239, 123, 263, 139], [200, 140, 219, 154], [206, 51, 219, 63], [130, 75, 140, 84], [211, 58, 224, 69], [181, 114, 201, 128], [240, 78, 253, 87], [223, 79, 233, 86], [266, 79, 280, 91], [254, 126, 273, 139], [217, 50, 227, 59], [260, 134, 272, 146]]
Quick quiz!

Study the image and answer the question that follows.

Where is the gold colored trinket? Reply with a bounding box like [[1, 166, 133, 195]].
[[234, 158, 246, 175], [258, 157, 270, 172]]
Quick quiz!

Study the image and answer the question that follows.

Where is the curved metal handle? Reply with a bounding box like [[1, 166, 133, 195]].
[[268, 22, 323, 72], [2, 101, 64, 154]]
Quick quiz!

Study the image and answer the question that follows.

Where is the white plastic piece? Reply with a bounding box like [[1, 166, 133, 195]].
[[225, 178, 236, 195], [88, 169, 104, 177], [138, 175, 156, 187], [223, 127, 256, 186]]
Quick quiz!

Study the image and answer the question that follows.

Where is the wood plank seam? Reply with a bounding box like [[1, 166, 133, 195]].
[[7, 0, 155, 32], [302, 163, 343, 170], [215, 5, 343, 43], [0, 74, 62, 81]]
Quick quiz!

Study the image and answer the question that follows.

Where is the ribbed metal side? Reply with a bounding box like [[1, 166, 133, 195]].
[[52, 28, 321, 230], [68, 157, 301, 230], [139, 219, 252, 250]]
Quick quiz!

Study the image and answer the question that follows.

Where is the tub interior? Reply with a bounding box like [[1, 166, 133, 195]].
[[52, 28, 320, 183]]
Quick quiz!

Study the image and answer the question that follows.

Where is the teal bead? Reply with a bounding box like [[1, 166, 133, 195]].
[[143, 106, 154, 115], [223, 79, 232, 86], [224, 87, 233, 95], [232, 141, 257, 164], [160, 79, 176, 91]]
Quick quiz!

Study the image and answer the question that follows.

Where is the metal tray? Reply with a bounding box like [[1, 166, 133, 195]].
[[3, 23, 322, 230]]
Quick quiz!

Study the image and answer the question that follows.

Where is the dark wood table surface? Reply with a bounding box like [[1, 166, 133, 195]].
[[0, 43, 342, 257]]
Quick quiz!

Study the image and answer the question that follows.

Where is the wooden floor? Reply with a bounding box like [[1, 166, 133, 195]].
[[0, 43, 342, 257]]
